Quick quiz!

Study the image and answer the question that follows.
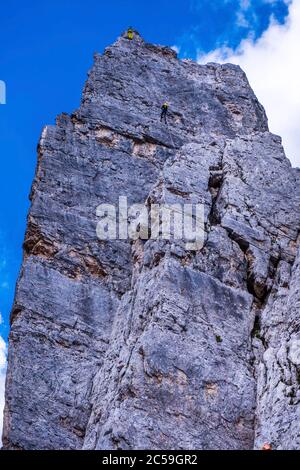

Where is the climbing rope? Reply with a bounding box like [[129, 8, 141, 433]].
[[104, 32, 202, 149], [142, 63, 178, 149]]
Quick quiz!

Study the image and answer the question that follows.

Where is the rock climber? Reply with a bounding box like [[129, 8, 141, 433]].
[[127, 27, 134, 40], [261, 443, 272, 451], [160, 102, 169, 124]]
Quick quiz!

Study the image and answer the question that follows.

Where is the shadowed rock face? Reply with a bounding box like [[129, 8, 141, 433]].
[[3, 31, 300, 450]]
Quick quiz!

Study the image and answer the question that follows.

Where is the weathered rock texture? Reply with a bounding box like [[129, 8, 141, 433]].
[[3, 31, 300, 450]]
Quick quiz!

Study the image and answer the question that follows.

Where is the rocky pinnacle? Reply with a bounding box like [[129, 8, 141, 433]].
[[3, 31, 300, 450]]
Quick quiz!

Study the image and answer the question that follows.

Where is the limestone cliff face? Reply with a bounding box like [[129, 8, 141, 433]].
[[3, 32, 300, 450]]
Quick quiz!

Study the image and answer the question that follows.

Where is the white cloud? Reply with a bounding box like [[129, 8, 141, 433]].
[[236, 0, 252, 27], [0, 336, 7, 446], [198, 0, 300, 167], [0, 337, 6, 370], [171, 45, 181, 54], [236, 10, 250, 27], [240, 0, 251, 10]]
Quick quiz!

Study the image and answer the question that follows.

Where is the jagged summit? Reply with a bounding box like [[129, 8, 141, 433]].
[[112, 28, 180, 59], [3, 34, 300, 450], [76, 31, 268, 148]]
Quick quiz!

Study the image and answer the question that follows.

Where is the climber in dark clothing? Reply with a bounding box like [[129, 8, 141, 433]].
[[160, 102, 169, 124]]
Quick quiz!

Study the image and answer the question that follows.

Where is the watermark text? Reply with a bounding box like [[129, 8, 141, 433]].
[[96, 197, 205, 251]]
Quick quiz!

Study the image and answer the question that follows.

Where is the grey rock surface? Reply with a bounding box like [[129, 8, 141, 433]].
[[3, 31, 300, 450]]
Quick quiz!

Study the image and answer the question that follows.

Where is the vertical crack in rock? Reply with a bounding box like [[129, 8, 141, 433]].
[[3, 31, 300, 450]]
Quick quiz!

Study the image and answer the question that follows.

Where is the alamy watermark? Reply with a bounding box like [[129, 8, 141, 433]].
[[96, 197, 205, 251], [0, 81, 6, 105]]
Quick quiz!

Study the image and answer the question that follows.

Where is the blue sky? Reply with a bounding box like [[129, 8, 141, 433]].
[[0, 0, 292, 344]]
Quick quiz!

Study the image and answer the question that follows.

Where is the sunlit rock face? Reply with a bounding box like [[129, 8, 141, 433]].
[[3, 31, 300, 450]]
